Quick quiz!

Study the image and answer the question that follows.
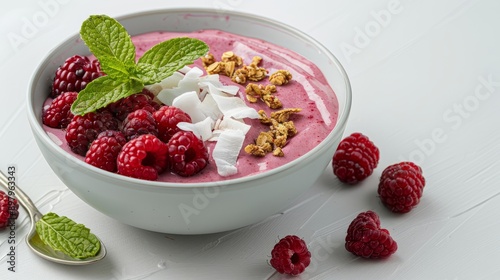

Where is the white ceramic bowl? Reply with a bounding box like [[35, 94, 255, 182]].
[[27, 8, 352, 234]]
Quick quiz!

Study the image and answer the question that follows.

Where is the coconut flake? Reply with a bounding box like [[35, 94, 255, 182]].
[[216, 117, 251, 134], [199, 94, 223, 121], [160, 72, 184, 89], [210, 93, 260, 119], [177, 117, 214, 141], [172, 91, 207, 123], [212, 130, 245, 177]]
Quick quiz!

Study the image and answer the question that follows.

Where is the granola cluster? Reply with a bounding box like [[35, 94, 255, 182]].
[[202, 50, 301, 158], [244, 108, 301, 157], [245, 83, 282, 109]]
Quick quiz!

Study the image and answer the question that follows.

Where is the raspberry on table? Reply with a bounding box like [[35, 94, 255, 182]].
[[107, 90, 160, 121], [345, 210, 397, 259], [270, 235, 311, 276], [167, 131, 209, 177], [42, 91, 78, 128], [153, 106, 192, 143], [65, 110, 119, 156], [0, 191, 19, 229], [85, 131, 126, 172], [117, 134, 168, 181], [378, 161, 426, 213], [51, 55, 103, 98], [122, 109, 159, 141], [332, 132, 380, 184]]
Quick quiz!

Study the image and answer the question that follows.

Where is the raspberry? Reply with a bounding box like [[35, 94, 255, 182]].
[[345, 210, 397, 259], [332, 132, 379, 184], [122, 109, 158, 141], [96, 130, 127, 146], [117, 134, 168, 181], [65, 110, 119, 156], [85, 131, 126, 172], [0, 190, 19, 229], [167, 131, 209, 177], [42, 91, 78, 128], [270, 235, 311, 276], [378, 162, 426, 213], [153, 106, 192, 143], [107, 90, 160, 121], [51, 55, 103, 98]]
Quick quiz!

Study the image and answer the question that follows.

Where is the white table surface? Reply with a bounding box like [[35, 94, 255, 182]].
[[1, 0, 499, 279]]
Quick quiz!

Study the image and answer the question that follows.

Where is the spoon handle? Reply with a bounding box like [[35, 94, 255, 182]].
[[0, 170, 43, 219]]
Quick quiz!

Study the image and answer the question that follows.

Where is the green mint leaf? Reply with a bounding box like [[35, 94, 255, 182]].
[[35, 212, 101, 260], [71, 75, 144, 115], [136, 37, 209, 84], [133, 63, 160, 85], [80, 15, 136, 80]]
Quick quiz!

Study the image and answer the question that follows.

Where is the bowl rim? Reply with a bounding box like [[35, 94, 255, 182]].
[[27, 7, 352, 190]]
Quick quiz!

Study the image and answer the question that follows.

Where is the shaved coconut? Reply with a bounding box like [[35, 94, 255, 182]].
[[199, 94, 223, 121], [160, 72, 184, 89], [212, 130, 246, 177], [184, 66, 204, 78], [157, 68, 203, 105], [179, 65, 192, 74], [200, 81, 239, 96], [144, 83, 162, 95], [156, 88, 183, 106], [210, 93, 260, 119], [216, 117, 251, 134], [177, 117, 214, 141], [172, 91, 207, 123]]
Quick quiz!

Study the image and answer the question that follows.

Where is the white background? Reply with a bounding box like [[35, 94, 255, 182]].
[[1, 0, 500, 279]]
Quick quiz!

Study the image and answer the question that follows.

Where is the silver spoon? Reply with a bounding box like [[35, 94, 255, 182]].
[[0, 171, 106, 265]]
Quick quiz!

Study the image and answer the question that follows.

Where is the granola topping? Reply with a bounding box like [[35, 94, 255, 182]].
[[245, 108, 301, 157], [245, 83, 282, 109], [269, 70, 293, 85], [201, 49, 301, 159]]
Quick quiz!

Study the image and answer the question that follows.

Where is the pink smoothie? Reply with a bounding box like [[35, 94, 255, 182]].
[[43, 30, 339, 183]]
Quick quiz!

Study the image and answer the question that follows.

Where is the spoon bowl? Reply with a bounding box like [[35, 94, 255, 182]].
[[0, 171, 106, 265]]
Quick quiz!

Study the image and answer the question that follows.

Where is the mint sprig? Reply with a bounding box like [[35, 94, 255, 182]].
[[35, 212, 101, 259], [71, 14, 209, 116]]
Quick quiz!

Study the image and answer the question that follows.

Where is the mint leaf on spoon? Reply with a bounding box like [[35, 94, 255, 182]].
[[35, 212, 101, 260], [71, 14, 209, 116]]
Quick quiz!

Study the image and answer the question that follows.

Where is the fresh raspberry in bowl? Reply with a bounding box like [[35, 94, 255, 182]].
[[117, 134, 168, 181], [51, 55, 103, 98], [42, 91, 78, 128]]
